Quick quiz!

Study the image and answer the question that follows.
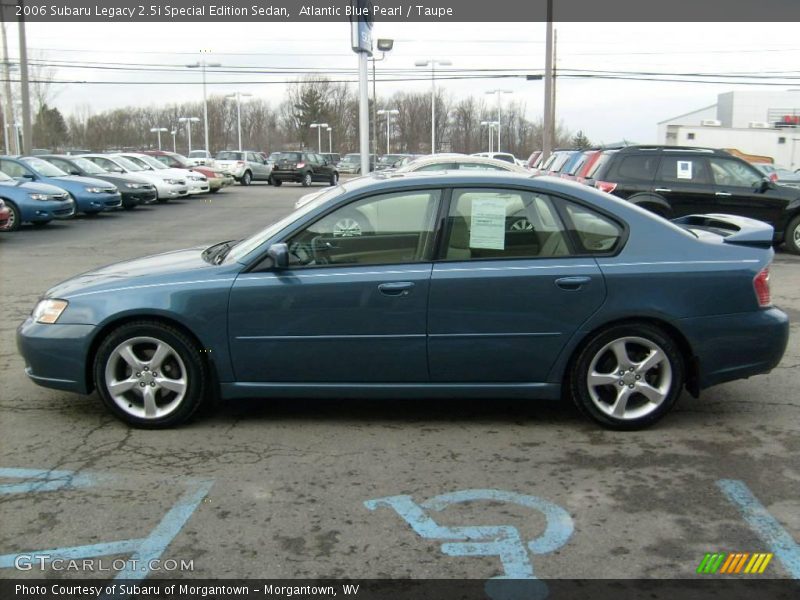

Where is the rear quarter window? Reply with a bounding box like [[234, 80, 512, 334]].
[[609, 155, 660, 182]]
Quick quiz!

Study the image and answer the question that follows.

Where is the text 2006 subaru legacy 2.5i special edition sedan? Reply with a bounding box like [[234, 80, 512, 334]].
[[17, 172, 789, 430]]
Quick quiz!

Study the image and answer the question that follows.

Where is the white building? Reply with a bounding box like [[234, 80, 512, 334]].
[[658, 91, 800, 168]]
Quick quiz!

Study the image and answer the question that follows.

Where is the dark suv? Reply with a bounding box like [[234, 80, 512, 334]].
[[270, 152, 339, 187], [590, 146, 800, 254]]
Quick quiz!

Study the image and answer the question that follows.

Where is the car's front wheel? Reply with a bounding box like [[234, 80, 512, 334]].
[[2, 201, 21, 231], [569, 323, 684, 430], [329, 172, 339, 186], [301, 172, 312, 187], [271, 178, 282, 187], [785, 215, 800, 255], [94, 321, 209, 428]]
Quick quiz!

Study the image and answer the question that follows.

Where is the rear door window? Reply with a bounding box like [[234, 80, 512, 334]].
[[656, 156, 711, 185]]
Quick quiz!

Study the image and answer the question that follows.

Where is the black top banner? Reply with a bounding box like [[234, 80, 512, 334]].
[[1, 0, 799, 22]]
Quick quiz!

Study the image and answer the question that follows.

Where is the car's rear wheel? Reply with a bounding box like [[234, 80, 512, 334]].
[[94, 321, 209, 428], [271, 178, 282, 187], [301, 172, 312, 187], [2, 201, 21, 231], [785, 215, 800, 255], [240, 171, 252, 186], [570, 323, 684, 430], [329, 172, 339, 186]]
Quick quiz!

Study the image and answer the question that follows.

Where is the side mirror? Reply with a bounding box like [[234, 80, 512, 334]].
[[267, 243, 289, 269], [22, 172, 35, 179], [70, 169, 81, 176], [758, 178, 773, 193]]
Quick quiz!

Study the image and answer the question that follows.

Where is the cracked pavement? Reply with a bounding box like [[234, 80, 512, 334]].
[[0, 183, 798, 580]]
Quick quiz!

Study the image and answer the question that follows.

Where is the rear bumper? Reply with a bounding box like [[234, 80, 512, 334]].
[[16, 318, 95, 394], [271, 170, 305, 182], [680, 307, 790, 389]]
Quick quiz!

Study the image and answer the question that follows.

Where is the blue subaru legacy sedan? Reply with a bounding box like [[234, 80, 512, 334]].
[[0, 169, 75, 231], [0, 156, 122, 215], [17, 173, 789, 430]]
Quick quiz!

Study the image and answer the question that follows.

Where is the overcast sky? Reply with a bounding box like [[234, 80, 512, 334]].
[[3, 21, 799, 146]]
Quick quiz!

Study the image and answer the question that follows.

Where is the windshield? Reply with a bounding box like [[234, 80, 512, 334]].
[[136, 154, 169, 170], [114, 156, 145, 172], [225, 188, 344, 263], [70, 157, 106, 175], [22, 157, 67, 177], [216, 151, 243, 161], [341, 154, 359, 163], [0, 170, 12, 182], [188, 151, 207, 158]]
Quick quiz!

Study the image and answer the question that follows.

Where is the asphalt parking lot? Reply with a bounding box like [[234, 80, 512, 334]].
[[0, 183, 798, 582]]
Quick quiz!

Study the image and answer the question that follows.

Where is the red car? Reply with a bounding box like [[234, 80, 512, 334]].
[[0, 198, 9, 230], [141, 150, 234, 193]]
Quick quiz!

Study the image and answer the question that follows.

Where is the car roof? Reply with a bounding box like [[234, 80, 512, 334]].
[[399, 155, 529, 173]]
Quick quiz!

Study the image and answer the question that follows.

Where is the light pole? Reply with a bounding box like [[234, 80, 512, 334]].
[[310, 123, 329, 153], [414, 58, 452, 154], [178, 117, 200, 153], [481, 120, 499, 153], [369, 39, 394, 157], [170, 129, 177, 153], [226, 91, 252, 152], [485, 89, 512, 152], [150, 127, 168, 150], [187, 50, 222, 156], [377, 109, 400, 154], [327, 127, 333, 153]]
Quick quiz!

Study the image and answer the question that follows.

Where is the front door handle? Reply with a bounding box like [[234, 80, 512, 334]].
[[378, 281, 415, 296], [555, 276, 591, 290], [653, 188, 672, 193], [715, 191, 733, 197]]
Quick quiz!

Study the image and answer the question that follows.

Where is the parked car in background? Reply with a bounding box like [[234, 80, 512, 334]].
[[142, 150, 234, 193], [118, 153, 209, 195], [38, 154, 157, 210], [0, 198, 9, 229], [472, 151, 518, 164], [336, 153, 376, 175], [526, 151, 542, 169], [270, 151, 339, 187], [320, 152, 341, 165], [81, 154, 188, 202], [574, 150, 608, 184], [753, 164, 800, 189], [214, 150, 272, 185], [588, 145, 800, 254], [0, 156, 121, 215], [536, 150, 578, 177], [186, 150, 214, 167], [560, 150, 600, 181], [0, 169, 74, 231], [375, 154, 411, 170], [17, 172, 789, 429]]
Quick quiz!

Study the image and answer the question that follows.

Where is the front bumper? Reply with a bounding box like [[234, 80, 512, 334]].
[[121, 189, 158, 207], [157, 184, 190, 199], [208, 176, 234, 191], [187, 180, 210, 195], [75, 192, 123, 213], [681, 307, 790, 390], [21, 199, 76, 222], [16, 318, 96, 394]]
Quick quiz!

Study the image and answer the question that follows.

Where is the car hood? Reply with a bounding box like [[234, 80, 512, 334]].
[[53, 175, 117, 189], [0, 180, 69, 195], [45, 246, 219, 299]]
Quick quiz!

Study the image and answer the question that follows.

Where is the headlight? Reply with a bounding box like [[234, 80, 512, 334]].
[[28, 193, 50, 201], [163, 178, 182, 185], [124, 183, 142, 189], [85, 187, 115, 193], [32, 299, 68, 324]]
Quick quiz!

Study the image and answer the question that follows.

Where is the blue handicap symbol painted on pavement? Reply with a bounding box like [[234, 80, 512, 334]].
[[365, 489, 574, 599], [0, 467, 213, 590]]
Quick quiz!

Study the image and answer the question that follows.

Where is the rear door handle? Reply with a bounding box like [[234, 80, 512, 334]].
[[378, 281, 415, 296], [555, 276, 591, 290], [715, 191, 732, 197], [653, 188, 672, 193]]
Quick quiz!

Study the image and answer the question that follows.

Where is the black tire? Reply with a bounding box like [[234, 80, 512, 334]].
[[272, 178, 282, 187], [2, 201, 21, 231], [329, 172, 339, 186], [355, 167, 361, 175], [93, 321, 209, 428], [123, 203, 138, 210], [210, 187, 221, 194], [784, 214, 800, 255], [240, 171, 252, 186], [301, 172, 312, 187], [569, 322, 684, 430]]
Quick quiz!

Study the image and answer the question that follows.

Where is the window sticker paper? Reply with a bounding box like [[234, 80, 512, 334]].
[[469, 197, 507, 250], [677, 160, 693, 180]]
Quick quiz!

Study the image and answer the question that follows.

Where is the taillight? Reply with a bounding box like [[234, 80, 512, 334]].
[[296, 162, 306, 168], [769, 173, 778, 182], [236, 160, 245, 166], [753, 267, 771, 307], [595, 180, 618, 194]]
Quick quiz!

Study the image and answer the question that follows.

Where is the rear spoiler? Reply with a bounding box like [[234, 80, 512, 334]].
[[671, 214, 774, 248]]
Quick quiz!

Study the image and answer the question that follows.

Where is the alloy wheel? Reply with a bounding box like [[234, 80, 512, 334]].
[[333, 217, 362, 237]]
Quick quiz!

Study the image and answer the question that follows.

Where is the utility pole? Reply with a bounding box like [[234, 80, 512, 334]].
[[17, 1, 32, 154], [542, 0, 554, 162], [0, 14, 14, 154]]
